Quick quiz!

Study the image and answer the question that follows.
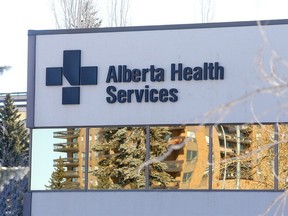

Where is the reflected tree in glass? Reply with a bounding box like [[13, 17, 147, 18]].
[[213, 124, 274, 190], [278, 124, 288, 190], [45, 157, 66, 190], [51, 128, 85, 190], [91, 127, 177, 189]]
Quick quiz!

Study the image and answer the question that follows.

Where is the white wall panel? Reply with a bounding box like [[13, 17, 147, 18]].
[[29, 191, 286, 216], [29, 22, 288, 127]]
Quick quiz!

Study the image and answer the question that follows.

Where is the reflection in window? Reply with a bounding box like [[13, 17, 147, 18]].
[[213, 124, 274, 190], [278, 124, 288, 190], [89, 127, 180, 189], [32, 124, 284, 191], [182, 172, 193, 183], [186, 150, 197, 164], [90, 127, 147, 189], [163, 126, 209, 190], [52, 128, 86, 190], [31, 128, 86, 190], [149, 127, 179, 189]]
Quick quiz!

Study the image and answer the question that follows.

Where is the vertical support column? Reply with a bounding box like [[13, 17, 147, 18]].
[[23, 192, 32, 216], [208, 125, 213, 190], [28, 129, 33, 191], [220, 125, 227, 189], [85, 128, 89, 191], [27, 33, 36, 128], [26, 35, 41, 209], [236, 125, 241, 190], [274, 123, 279, 191], [145, 126, 150, 190]]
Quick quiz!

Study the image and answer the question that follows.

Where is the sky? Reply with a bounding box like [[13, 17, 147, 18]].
[[0, 0, 288, 93]]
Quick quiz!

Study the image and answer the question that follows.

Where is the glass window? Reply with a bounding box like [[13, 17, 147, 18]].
[[31, 124, 282, 191], [31, 128, 86, 190], [150, 126, 209, 190], [278, 124, 288, 190], [149, 126, 179, 189], [182, 172, 193, 183], [88, 127, 146, 190], [186, 150, 198, 164], [212, 124, 274, 190]]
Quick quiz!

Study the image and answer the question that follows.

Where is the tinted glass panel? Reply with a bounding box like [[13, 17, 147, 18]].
[[89, 127, 146, 189], [31, 128, 86, 190], [213, 124, 274, 190], [278, 124, 288, 190], [150, 126, 209, 190]]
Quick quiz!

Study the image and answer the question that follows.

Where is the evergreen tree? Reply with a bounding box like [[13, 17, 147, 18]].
[[149, 127, 178, 188], [0, 94, 29, 166], [45, 157, 66, 190], [0, 167, 29, 191], [0, 93, 29, 215], [92, 127, 177, 189], [0, 178, 28, 215]]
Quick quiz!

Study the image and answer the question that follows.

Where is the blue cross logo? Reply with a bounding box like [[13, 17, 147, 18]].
[[46, 50, 98, 105]]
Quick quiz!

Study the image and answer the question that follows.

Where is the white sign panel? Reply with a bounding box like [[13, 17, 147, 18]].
[[28, 21, 288, 127]]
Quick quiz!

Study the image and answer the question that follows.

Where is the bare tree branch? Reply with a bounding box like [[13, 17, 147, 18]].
[[200, 0, 214, 23], [50, 0, 102, 29], [107, 0, 130, 27]]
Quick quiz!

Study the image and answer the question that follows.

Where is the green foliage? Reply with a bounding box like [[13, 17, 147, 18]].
[[0, 94, 29, 166], [0, 93, 29, 215], [45, 157, 66, 190], [92, 127, 177, 189], [46, 156, 80, 190]]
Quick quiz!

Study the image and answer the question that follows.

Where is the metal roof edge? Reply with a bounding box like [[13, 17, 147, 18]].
[[28, 18, 288, 36]]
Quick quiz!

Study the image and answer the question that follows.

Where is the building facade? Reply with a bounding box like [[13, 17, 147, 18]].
[[25, 20, 288, 215]]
